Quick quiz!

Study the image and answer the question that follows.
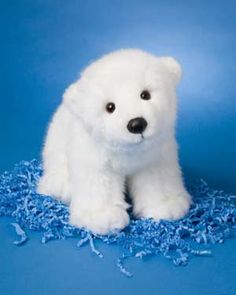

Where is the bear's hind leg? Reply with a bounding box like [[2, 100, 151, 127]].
[[37, 152, 71, 204]]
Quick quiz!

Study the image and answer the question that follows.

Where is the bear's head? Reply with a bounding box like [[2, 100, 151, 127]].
[[63, 49, 181, 150]]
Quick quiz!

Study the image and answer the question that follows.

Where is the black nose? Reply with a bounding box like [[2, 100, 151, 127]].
[[127, 117, 147, 134]]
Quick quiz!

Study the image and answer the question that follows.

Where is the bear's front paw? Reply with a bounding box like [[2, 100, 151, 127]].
[[135, 193, 191, 221], [69, 204, 130, 235]]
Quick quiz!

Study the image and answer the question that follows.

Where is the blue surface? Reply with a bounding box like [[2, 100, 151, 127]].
[[0, 0, 236, 294], [1, 217, 236, 295]]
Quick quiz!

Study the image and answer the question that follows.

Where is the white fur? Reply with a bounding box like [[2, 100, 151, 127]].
[[37, 49, 191, 235]]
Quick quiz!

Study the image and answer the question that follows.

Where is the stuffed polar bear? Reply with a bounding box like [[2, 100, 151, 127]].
[[37, 49, 191, 234]]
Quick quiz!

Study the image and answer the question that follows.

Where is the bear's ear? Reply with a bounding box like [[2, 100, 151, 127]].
[[158, 57, 182, 86], [63, 82, 80, 115]]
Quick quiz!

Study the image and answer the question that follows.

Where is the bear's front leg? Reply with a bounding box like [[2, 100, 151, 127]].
[[69, 165, 129, 235], [128, 142, 191, 221]]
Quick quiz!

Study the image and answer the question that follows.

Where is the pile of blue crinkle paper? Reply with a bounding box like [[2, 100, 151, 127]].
[[0, 160, 236, 277]]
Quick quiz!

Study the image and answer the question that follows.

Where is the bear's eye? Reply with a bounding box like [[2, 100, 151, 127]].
[[106, 102, 116, 113], [140, 90, 151, 100]]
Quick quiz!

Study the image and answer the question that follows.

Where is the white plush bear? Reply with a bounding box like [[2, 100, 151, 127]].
[[37, 49, 191, 234]]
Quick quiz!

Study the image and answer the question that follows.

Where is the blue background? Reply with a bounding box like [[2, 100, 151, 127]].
[[0, 0, 236, 294]]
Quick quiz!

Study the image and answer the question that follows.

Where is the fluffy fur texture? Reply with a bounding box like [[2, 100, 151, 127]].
[[37, 49, 191, 234]]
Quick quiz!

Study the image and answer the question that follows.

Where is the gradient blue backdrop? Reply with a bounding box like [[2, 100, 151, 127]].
[[0, 1, 236, 294]]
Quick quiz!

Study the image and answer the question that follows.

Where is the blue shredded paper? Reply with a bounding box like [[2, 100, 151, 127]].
[[0, 160, 236, 277]]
